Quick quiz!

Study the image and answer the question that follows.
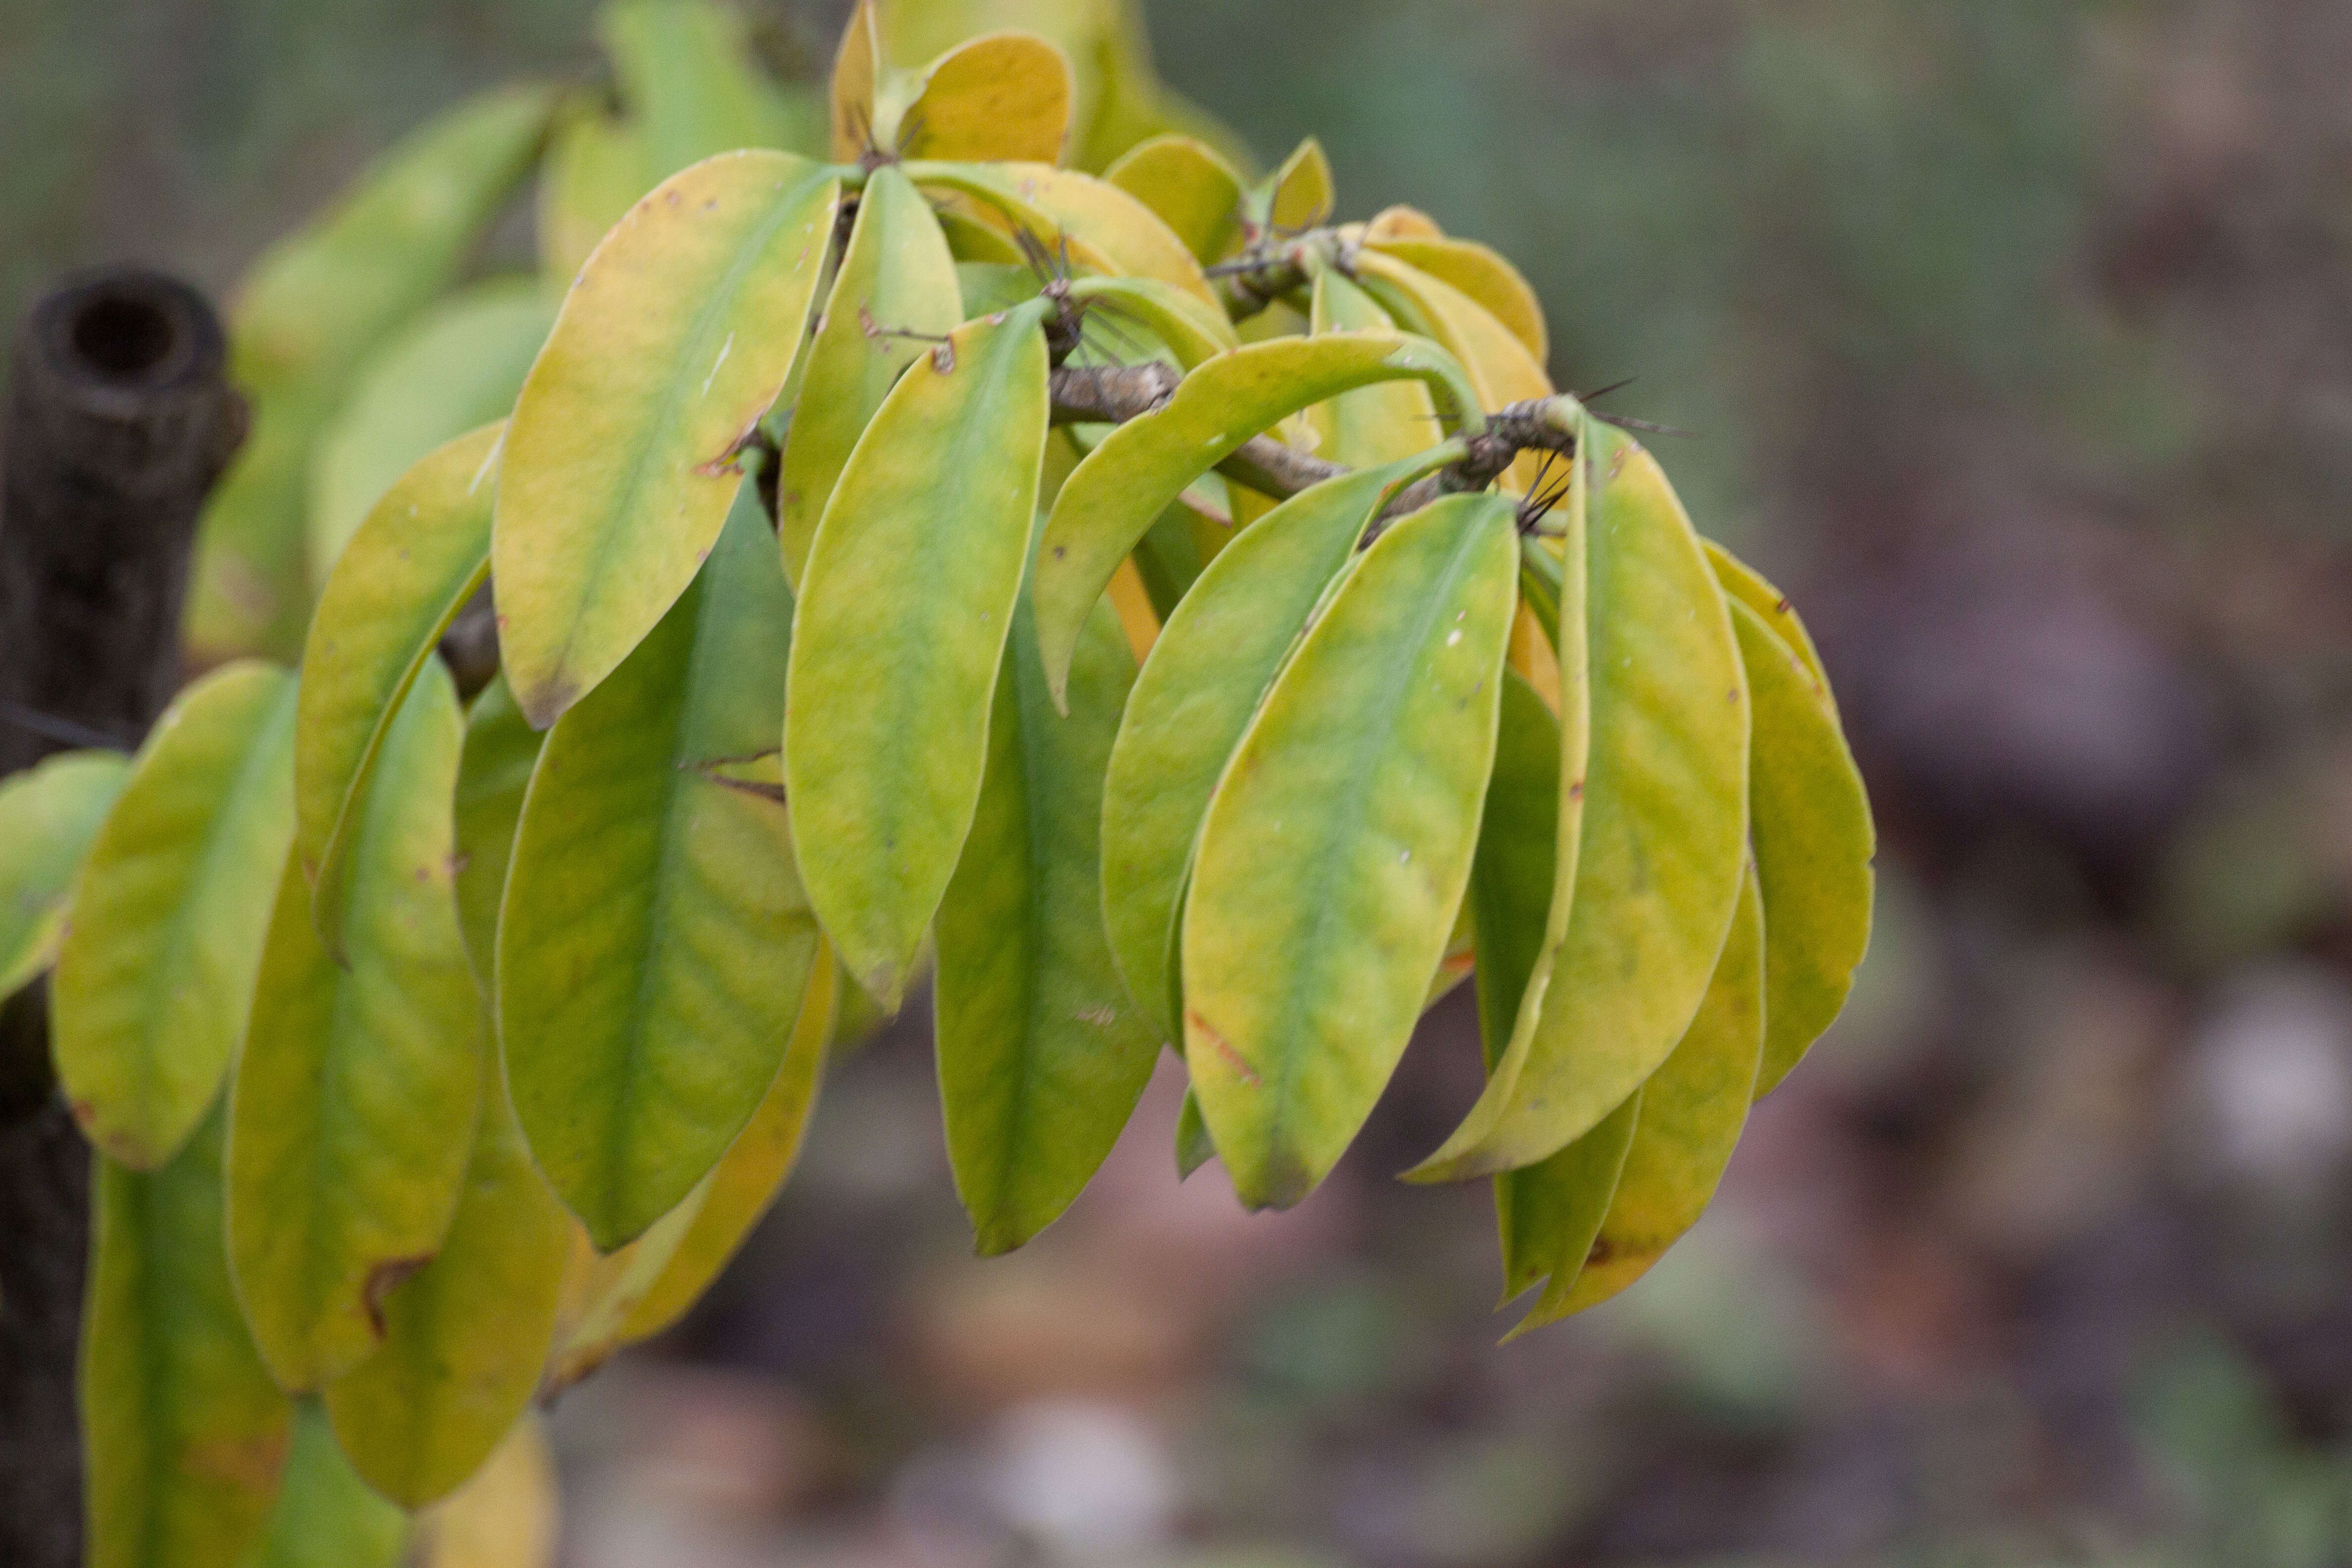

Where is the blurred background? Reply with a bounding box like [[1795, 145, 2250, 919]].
[[9, 0, 2352, 1562]]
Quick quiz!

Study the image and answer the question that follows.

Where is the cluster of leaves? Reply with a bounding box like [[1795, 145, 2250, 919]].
[[0, 0, 1873, 1557]]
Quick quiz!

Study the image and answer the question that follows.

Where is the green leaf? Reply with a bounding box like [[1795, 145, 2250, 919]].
[[1729, 598, 1874, 1096], [1033, 332, 1482, 703], [1493, 1090, 1640, 1337], [897, 32, 1074, 163], [1175, 1085, 1215, 1178], [786, 301, 1052, 1005], [1103, 134, 1247, 263], [493, 151, 838, 729], [83, 1104, 293, 1568], [53, 664, 298, 1170], [502, 483, 819, 1250], [295, 424, 499, 955], [238, 1401, 407, 1568], [227, 660, 484, 1390], [1465, 672, 1575, 1300], [307, 283, 550, 579], [1183, 492, 1519, 1210], [600, 0, 815, 180], [189, 84, 554, 662], [451, 676, 542, 990], [1412, 429, 1749, 1180], [538, 102, 648, 283], [1363, 236, 1548, 364], [1102, 454, 1454, 1045], [616, 936, 839, 1343], [937, 588, 1157, 1253], [322, 1075, 569, 1507], [0, 749, 130, 999], [776, 164, 961, 588], [905, 160, 1216, 307], [1536, 869, 1764, 1322], [1307, 268, 1439, 469]]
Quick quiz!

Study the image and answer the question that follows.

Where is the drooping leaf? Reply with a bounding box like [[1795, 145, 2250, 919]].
[[227, 661, 484, 1391], [1729, 598, 1874, 1096], [321, 1074, 568, 1508], [411, 1414, 559, 1568], [1033, 332, 1481, 702], [295, 423, 499, 953], [1531, 870, 1765, 1323], [1363, 237, 1548, 364], [0, 750, 130, 999], [1413, 428, 1749, 1180], [1101, 453, 1456, 1045], [494, 151, 838, 728], [53, 664, 297, 1171], [776, 164, 961, 588], [899, 32, 1074, 163], [615, 937, 838, 1343], [937, 588, 1157, 1253], [189, 85, 554, 661], [1307, 268, 1438, 469], [540, 1187, 708, 1394], [906, 160, 1216, 307], [1103, 134, 1246, 263], [83, 1105, 293, 1568], [786, 301, 1052, 1005], [238, 1401, 407, 1568], [500, 484, 815, 1249], [450, 676, 542, 989], [1184, 492, 1519, 1210], [1493, 1090, 1640, 1334], [306, 285, 550, 578]]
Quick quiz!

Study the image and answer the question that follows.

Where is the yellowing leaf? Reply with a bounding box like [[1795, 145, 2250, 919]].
[[494, 152, 838, 729], [228, 661, 484, 1391], [83, 1104, 293, 1568], [1413, 429, 1748, 1180], [1067, 274, 1238, 368], [1349, 247, 1553, 491], [541, 1186, 707, 1393], [189, 85, 554, 662], [502, 486, 818, 1250], [829, 0, 882, 161], [1033, 331, 1481, 703], [306, 284, 549, 578], [53, 664, 298, 1171], [238, 1401, 407, 1568], [616, 940, 839, 1342], [1706, 539, 1832, 698], [900, 32, 1074, 162], [1532, 870, 1764, 1323], [1102, 454, 1454, 1046], [1248, 138, 1334, 235], [1493, 1090, 1639, 1333], [538, 103, 647, 284], [786, 302, 1052, 1005], [1364, 236, 1548, 364], [776, 165, 961, 589], [323, 1078, 569, 1507], [0, 749, 129, 999], [413, 1414, 558, 1568], [1730, 597, 1874, 1095], [1104, 135, 1246, 263], [296, 424, 500, 955], [1184, 493, 1519, 1209], [937, 589, 1157, 1252], [1365, 204, 1443, 242]]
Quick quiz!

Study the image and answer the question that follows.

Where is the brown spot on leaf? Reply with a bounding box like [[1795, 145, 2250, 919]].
[[1187, 1010, 1260, 1086], [186, 1428, 292, 1491], [1568, 777, 1585, 800], [364, 1254, 433, 1337], [931, 340, 957, 374]]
